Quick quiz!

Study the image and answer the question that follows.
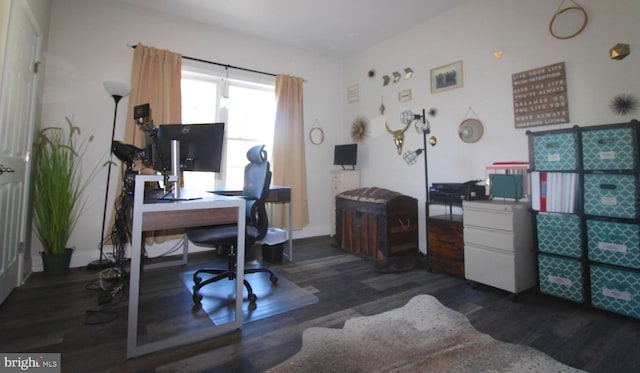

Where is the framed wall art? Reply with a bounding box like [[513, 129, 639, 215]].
[[347, 84, 359, 103], [512, 62, 569, 128], [430, 60, 463, 93], [398, 89, 412, 102]]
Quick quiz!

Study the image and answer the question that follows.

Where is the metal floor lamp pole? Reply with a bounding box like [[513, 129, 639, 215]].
[[421, 127, 431, 270], [87, 94, 123, 270]]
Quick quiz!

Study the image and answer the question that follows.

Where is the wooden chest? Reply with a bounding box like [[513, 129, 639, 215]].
[[335, 187, 418, 260]]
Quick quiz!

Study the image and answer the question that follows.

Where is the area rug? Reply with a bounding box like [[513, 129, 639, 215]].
[[180, 267, 318, 325], [267, 294, 585, 373]]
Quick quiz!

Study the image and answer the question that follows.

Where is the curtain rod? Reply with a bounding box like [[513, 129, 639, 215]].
[[130, 44, 276, 77]]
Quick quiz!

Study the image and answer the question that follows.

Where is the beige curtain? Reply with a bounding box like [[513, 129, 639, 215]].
[[272, 75, 309, 230], [125, 44, 182, 149], [108, 44, 182, 244]]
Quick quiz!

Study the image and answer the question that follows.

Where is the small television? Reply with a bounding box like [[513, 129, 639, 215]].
[[334, 143, 357, 170], [149, 123, 225, 173]]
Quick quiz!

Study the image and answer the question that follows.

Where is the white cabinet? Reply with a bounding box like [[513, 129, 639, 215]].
[[330, 170, 360, 236], [463, 200, 535, 297]]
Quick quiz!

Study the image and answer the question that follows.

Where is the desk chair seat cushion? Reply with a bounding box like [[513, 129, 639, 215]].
[[187, 224, 259, 245]]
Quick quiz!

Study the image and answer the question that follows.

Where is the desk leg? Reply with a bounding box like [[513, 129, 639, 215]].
[[127, 207, 143, 358], [126, 202, 246, 359]]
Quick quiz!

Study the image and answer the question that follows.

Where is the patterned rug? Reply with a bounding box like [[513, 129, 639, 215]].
[[267, 294, 586, 372]]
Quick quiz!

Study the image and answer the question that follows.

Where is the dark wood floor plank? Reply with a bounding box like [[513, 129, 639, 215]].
[[1, 235, 639, 372]]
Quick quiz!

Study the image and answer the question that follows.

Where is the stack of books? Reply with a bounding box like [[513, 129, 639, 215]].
[[530, 171, 579, 213]]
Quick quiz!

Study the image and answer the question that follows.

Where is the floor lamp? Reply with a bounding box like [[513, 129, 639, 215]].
[[402, 109, 437, 267], [87, 81, 131, 270]]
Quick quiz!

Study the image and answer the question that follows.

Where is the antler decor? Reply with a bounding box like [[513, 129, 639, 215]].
[[385, 120, 411, 155]]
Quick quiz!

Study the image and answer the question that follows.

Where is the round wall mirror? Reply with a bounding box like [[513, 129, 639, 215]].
[[550, 6, 588, 39], [458, 118, 484, 143], [309, 127, 324, 145]]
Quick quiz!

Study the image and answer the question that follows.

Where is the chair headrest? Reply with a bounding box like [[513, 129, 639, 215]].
[[247, 144, 267, 164]]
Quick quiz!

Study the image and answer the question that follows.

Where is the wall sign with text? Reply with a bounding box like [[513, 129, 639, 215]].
[[512, 62, 569, 128]]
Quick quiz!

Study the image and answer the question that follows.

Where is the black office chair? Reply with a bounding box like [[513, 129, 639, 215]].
[[187, 145, 278, 305]]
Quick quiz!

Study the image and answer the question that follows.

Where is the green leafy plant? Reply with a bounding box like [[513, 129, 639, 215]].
[[33, 117, 97, 255]]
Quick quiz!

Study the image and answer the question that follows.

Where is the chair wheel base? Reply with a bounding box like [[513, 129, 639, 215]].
[[248, 293, 258, 303]]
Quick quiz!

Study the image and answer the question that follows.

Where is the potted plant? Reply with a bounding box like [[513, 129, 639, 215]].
[[33, 117, 96, 274]]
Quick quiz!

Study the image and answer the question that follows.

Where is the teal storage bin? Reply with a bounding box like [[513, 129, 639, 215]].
[[532, 131, 578, 171], [591, 264, 640, 319], [587, 219, 640, 269], [582, 126, 637, 171], [583, 173, 639, 219], [537, 213, 582, 258], [538, 254, 584, 303], [489, 174, 524, 200]]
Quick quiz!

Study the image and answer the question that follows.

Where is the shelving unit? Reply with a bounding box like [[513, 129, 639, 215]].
[[330, 170, 359, 236], [528, 120, 640, 319], [428, 214, 464, 277]]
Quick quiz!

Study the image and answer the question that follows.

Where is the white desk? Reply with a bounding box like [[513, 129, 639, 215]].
[[127, 175, 246, 358]]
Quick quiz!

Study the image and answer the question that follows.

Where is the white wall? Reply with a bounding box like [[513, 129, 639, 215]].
[[343, 0, 640, 252], [38, 0, 344, 269], [37, 0, 639, 269]]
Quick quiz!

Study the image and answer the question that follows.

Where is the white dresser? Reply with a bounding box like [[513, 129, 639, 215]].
[[463, 200, 535, 298], [330, 170, 360, 236]]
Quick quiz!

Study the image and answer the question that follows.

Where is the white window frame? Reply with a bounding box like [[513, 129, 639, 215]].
[[180, 62, 275, 189]]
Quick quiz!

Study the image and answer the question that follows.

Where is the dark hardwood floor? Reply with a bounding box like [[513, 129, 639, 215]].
[[1, 236, 639, 372]]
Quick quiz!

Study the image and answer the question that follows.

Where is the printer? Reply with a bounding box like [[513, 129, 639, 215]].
[[429, 180, 487, 204]]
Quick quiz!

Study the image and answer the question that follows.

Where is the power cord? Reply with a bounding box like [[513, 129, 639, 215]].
[[85, 169, 134, 325]]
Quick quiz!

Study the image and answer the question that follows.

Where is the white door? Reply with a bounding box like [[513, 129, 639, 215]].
[[0, 0, 41, 305]]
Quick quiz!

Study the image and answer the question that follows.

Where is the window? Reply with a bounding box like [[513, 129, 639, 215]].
[[180, 68, 276, 189]]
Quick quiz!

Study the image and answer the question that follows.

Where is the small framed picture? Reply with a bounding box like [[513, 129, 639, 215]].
[[347, 84, 359, 103], [430, 60, 463, 93], [398, 89, 412, 102]]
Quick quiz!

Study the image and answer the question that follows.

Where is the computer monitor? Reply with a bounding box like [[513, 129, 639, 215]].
[[149, 123, 225, 173], [333, 143, 357, 170]]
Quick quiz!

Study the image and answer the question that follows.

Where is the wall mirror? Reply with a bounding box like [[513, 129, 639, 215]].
[[309, 127, 324, 145], [458, 118, 484, 143], [549, 3, 588, 40]]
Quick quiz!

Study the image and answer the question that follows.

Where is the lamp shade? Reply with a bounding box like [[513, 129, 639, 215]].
[[103, 81, 131, 98]]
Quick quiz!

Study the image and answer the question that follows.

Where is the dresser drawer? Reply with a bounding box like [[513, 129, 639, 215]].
[[591, 264, 640, 319], [428, 215, 464, 277], [536, 213, 582, 258], [464, 244, 533, 293], [587, 219, 640, 269], [531, 131, 579, 171], [464, 207, 514, 231], [582, 126, 637, 171], [583, 173, 639, 219], [464, 227, 515, 252], [538, 253, 585, 303]]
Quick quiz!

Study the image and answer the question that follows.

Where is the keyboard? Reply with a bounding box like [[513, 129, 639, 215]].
[[144, 188, 172, 201]]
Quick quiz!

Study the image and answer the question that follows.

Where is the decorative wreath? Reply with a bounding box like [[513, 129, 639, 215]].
[[351, 116, 368, 142]]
